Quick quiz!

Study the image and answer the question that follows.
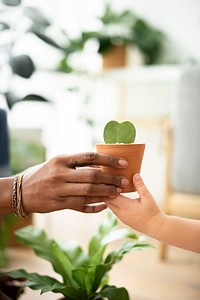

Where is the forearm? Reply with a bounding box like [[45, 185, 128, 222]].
[[147, 214, 200, 253], [0, 177, 14, 215]]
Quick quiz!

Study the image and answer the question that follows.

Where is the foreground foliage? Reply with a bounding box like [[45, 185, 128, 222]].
[[1, 213, 152, 300]]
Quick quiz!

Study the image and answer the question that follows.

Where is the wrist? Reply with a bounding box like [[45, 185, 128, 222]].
[[145, 212, 167, 241]]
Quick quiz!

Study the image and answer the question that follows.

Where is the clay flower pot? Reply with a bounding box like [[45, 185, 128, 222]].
[[102, 45, 126, 69], [96, 143, 145, 193]]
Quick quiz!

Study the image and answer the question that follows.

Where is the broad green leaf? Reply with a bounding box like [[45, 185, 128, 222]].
[[91, 264, 112, 292], [88, 212, 117, 257], [0, 269, 64, 294], [51, 242, 79, 288], [72, 266, 97, 296], [101, 228, 138, 246], [15, 226, 74, 283], [105, 241, 153, 265], [98, 285, 130, 300], [89, 227, 137, 267], [58, 241, 88, 267], [103, 120, 136, 144], [72, 269, 86, 292], [0, 269, 86, 299]]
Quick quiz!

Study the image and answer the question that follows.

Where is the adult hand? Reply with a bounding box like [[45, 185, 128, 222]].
[[22, 152, 129, 214]]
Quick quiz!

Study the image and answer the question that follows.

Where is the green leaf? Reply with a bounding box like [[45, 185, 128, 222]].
[[105, 240, 153, 265], [0, 269, 64, 294], [103, 120, 136, 144], [0, 269, 86, 299], [91, 264, 112, 292], [101, 228, 138, 246], [88, 212, 117, 257], [15, 226, 75, 284], [58, 241, 88, 267], [22, 94, 50, 103], [98, 285, 130, 300], [50, 242, 79, 288]]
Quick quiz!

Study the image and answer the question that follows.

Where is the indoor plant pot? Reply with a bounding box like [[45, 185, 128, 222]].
[[102, 45, 126, 69], [96, 120, 145, 193], [96, 143, 145, 192]]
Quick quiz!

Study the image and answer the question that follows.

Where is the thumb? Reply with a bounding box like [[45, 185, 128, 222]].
[[133, 173, 150, 199]]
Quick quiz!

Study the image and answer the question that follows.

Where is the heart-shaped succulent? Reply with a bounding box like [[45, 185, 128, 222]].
[[103, 120, 136, 144]]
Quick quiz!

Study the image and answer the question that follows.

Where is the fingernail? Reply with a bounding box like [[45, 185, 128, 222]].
[[121, 178, 129, 186], [117, 187, 122, 193], [134, 173, 141, 180], [118, 159, 128, 167]]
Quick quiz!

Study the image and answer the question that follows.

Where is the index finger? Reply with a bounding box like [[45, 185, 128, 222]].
[[59, 152, 128, 169]]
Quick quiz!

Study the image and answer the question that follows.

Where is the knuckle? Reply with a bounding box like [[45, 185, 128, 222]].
[[50, 156, 61, 167], [108, 155, 118, 166], [83, 152, 97, 162], [112, 175, 120, 185], [88, 170, 98, 182], [82, 184, 94, 195]]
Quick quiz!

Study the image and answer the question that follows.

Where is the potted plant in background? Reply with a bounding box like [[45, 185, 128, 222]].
[[0, 212, 152, 300], [96, 120, 145, 193], [80, 3, 165, 69]]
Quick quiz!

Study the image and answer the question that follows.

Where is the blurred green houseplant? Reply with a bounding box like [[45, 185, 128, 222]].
[[0, 0, 52, 109], [81, 3, 165, 65], [0, 0, 165, 109], [1, 212, 152, 300]]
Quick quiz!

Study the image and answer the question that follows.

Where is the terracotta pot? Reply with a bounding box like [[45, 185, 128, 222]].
[[102, 45, 126, 69], [96, 143, 145, 192]]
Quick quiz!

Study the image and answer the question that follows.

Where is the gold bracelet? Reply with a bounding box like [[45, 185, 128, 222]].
[[17, 174, 29, 218], [12, 174, 29, 218]]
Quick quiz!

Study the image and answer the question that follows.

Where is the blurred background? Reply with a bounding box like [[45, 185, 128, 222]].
[[0, 0, 200, 299]]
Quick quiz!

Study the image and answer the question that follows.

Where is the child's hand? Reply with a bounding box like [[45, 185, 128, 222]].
[[106, 174, 162, 234]]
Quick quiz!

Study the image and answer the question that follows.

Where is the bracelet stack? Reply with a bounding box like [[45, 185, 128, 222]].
[[12, 174, 29, 218]]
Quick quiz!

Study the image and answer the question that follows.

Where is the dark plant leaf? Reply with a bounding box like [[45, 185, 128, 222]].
[[98, 37, 113, 54], [21, 94, 50, 103], [5, 92, 50, 109], [23, 6, 50, 28], [5, 91, 19, 110], [1, 0, 21, 6], [31, 29, 65, 50], [9, 55, 35, 78], [0, 22, 10, 31]]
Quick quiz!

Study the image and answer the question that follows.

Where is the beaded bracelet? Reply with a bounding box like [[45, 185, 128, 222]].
[[12, 175, 18, 216], [12, 174, 29, 218]]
